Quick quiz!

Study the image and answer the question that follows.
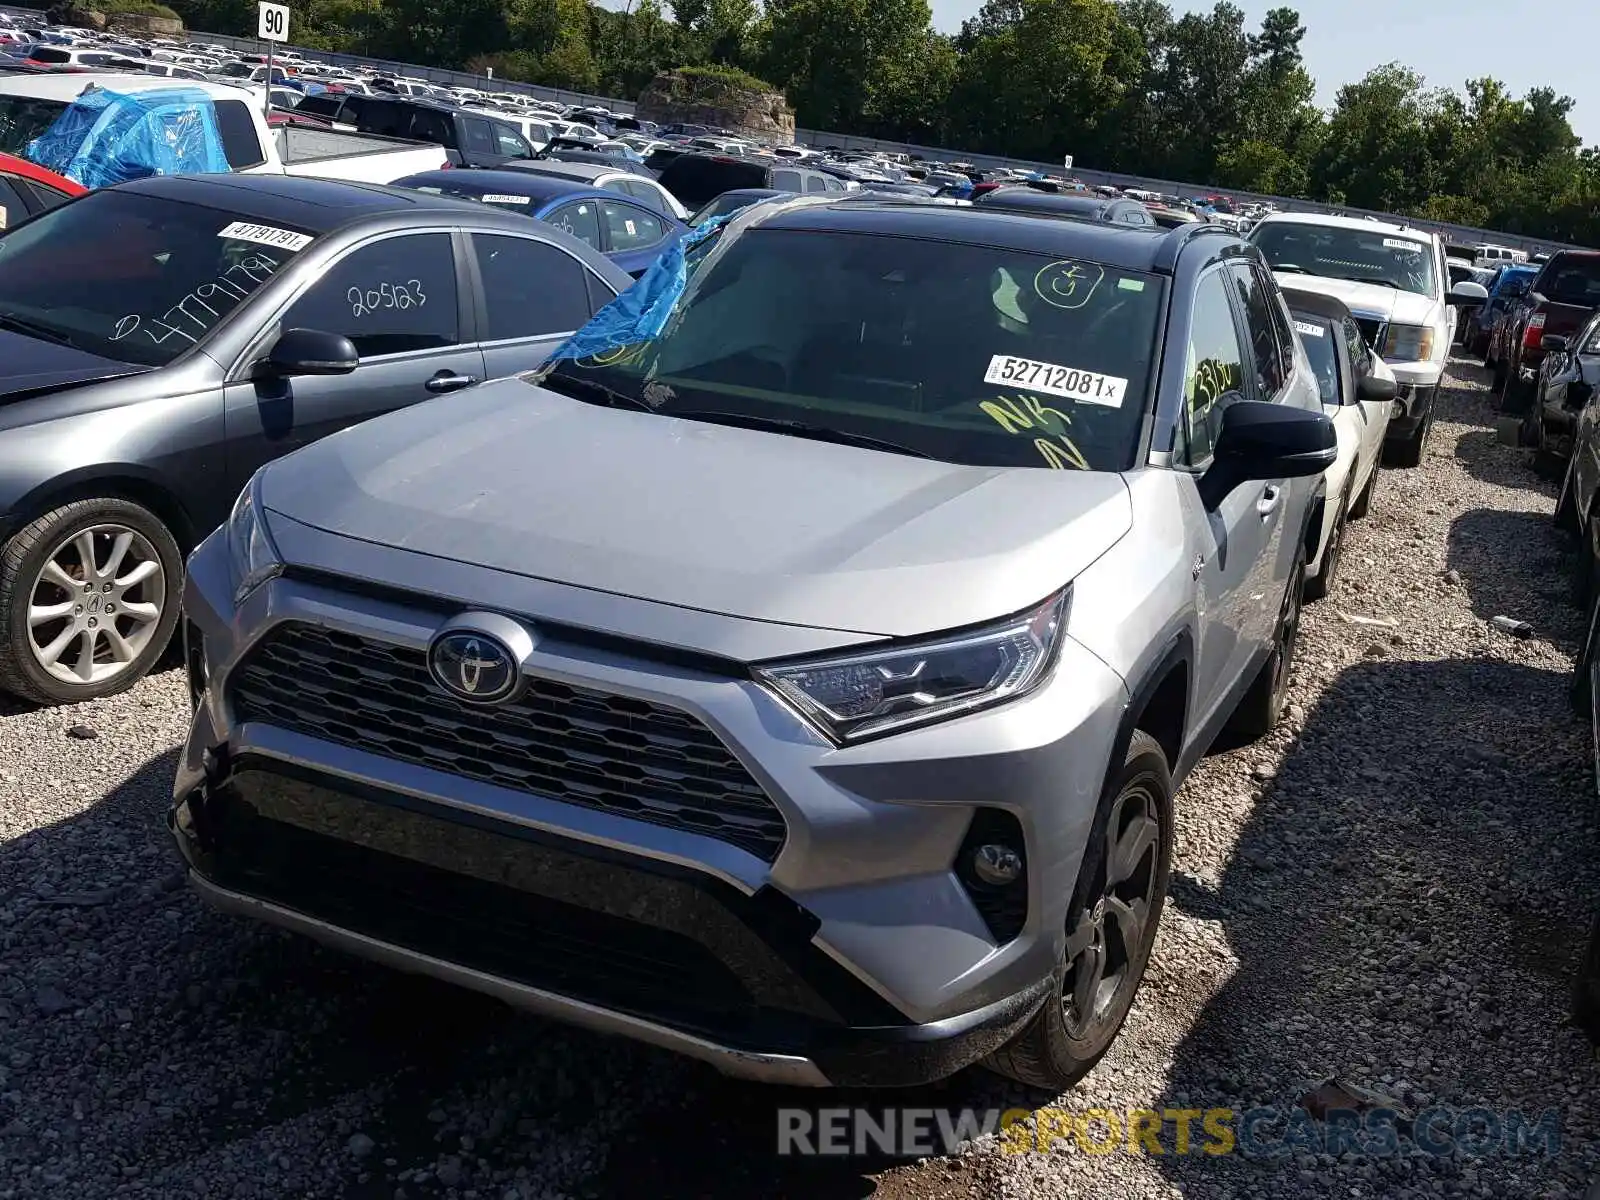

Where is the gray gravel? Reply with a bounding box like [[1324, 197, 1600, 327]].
[[2, 354, 1598, 1199]]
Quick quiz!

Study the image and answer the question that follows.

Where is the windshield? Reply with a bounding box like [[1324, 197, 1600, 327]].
[[0, 96, 68, 155], [0, 190, 314, 366], [689, 192, 773, 227], [540, 227, 1164, 472], [1251, 222, 1437, 297], [1289, 313, 1339, 404]]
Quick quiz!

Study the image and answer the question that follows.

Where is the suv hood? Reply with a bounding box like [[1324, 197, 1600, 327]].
[[0, 329, 146, 399], [1276, 275, 1440, 325], [259, 380, 1134, 638]]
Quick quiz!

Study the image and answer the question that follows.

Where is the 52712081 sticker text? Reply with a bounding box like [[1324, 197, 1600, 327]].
[[983, 354, 1128, 408]]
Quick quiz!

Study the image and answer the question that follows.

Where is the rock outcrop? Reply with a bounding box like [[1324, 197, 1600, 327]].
[[635, 68, 794, 140]]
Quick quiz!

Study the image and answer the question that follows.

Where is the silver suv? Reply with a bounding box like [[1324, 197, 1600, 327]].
[[171, 200, 1334, 1090]]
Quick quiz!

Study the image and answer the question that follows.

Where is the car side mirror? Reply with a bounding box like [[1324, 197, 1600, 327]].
[[1447, 281, 1489, 303], [1198, 399, 1336, 509], [1541, 335, 1571, 353], [1357, 373, 1397, 402], [259, 327, 359, 378]]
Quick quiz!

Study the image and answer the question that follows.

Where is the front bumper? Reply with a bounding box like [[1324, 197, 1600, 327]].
[[1383, 376, 1439, 440], [172, 525, 1126, 1085]]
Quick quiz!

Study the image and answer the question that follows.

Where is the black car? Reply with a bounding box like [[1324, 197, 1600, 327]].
[[654, 152, 845, 209], [294, 94, 533, 167], [973, 187, 1156, 227], [0, 173, 629, 704]]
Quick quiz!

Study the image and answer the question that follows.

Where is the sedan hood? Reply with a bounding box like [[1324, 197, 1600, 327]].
[[0, 328, 146, 399], [259, 380, 1134, 638], [1275, 275, 1439, 325]]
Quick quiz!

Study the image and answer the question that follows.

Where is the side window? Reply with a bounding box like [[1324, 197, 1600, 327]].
[[471, 235, 591, 340], [492, 123, 531, 158], [1227, 262, 1286, 398], [1256, 264, 1298, 380], [1341, 316, 1371, 375], [0, 177, 26, 228], [407, 108, 452, 146], [545, 200, 602, 250], [618, 180, 662, 210], [462, 118, 495, 156], [805, 174, 830, 194], [21, 180, 71, 212], [1178, 269, 1248, 466], [214, 99, 266, 169], [585, 267, 618, 314], [772, 170, 802, 192], [600, 200, 665, 251], [280, 233, 459, 357]]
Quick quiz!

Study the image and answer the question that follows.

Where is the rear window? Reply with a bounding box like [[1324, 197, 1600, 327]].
[[28, 46, 69, 62], [1537, 256, 1600, 306], [543, 227, 1164, 472], [657, 155, 770, 208], [0, 96, 67, 156], [0, 189, 315, 367], [214, 99, 266, 169]]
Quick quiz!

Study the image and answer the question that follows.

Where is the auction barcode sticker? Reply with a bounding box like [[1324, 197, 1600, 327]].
[[1383, 237, 1422, 252], [984, 354, 1128, 408], [1294, 320, 1325, 338], [218, 221, 313, 252], [480, 193, 532, 205]]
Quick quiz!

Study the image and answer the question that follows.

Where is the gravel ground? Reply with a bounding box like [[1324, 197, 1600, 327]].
[[3, 354, 1599, 1200]]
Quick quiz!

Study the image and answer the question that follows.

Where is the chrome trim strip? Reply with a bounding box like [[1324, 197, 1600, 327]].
[[189, 872, 832, 1087]]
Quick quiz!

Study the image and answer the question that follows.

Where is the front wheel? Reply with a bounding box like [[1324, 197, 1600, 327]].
[[0, 498, 183, 705], [985, 730, 1173, 1092]]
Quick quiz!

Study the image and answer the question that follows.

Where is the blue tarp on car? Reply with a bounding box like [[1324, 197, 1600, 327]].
[[24, 85, 230, 189]]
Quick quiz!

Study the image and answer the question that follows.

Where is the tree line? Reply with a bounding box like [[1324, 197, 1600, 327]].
[[166, 0, 1600, 245]]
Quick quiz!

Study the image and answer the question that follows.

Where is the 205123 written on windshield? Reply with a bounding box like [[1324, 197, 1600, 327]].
[[983, 354, 1128, 407]]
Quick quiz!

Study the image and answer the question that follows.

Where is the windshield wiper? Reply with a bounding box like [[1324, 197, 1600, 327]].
[[0, 313, 78, 349], [668, 410, 934, 459], [537, 371, 656, 412]]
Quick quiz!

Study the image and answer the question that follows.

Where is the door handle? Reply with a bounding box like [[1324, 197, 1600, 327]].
[[1256, 484, 1282, 517], [425, 370, 478, 394]]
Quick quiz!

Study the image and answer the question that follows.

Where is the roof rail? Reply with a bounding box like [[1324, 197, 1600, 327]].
[[1152, 221, 1232, 272]]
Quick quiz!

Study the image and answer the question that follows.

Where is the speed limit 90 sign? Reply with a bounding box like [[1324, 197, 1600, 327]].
[[257, 1, 289, 42]]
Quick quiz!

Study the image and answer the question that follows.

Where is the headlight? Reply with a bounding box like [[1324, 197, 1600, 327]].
[[755, 591, 1068, 743], [1382, 323, 1435, 362], [226, 472, 283, 605]]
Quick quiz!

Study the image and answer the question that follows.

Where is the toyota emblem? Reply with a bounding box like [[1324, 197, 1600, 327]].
[[428, 629, 520, 704]]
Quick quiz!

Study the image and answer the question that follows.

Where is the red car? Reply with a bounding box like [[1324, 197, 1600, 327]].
[[0, 153, 84, 229]]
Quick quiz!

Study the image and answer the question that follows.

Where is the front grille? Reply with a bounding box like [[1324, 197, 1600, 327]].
[[229, 622, 787, 861], [1353, 315, 1387, 352]]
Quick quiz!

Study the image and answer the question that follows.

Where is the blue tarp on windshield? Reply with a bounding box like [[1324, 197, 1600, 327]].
[[25, 85, 231, 189], [544, 215, 731, 365]]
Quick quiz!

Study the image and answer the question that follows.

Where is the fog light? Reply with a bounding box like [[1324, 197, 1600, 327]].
[[972, 843, 1024, 886]]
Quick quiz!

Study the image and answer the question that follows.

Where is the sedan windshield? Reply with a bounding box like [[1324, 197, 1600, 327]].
[[540, 227, 1164, 472], [0, 190, 314, 366], [1252, 222, 1437, 298]]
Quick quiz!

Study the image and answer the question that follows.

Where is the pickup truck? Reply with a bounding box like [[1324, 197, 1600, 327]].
[[0, 73, 452, 185], [292, 93, 537, 168], [1493, 249, 1600, 415]]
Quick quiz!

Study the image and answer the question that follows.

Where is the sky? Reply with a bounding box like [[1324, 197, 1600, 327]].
[[596, 0, 1600, 145]]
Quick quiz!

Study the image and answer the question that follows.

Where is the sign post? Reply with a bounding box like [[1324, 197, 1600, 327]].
[[257, 1, 289, 121]]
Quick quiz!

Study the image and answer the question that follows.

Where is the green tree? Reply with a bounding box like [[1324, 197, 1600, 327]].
[[761, 0, 936, 134]]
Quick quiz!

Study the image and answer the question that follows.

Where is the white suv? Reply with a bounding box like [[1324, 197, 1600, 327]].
[[1249, 213, 1485, 465]]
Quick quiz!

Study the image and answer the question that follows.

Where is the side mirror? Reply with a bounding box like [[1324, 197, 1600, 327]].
[[1447, 281, 1489, 303], [1542, 334, 1571, 353], [1198, 399, 1336, 509], [258, 327, 359, 378], [1357, 373, 1397, 402]]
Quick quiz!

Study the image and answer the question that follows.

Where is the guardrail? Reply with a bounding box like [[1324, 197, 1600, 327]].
[[0, 7, 1585, 253]]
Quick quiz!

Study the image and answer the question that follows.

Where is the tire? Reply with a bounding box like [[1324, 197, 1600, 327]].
[[985, 730, 1172, 1092], [1303, 489, 1349, 602], [1349, 461, 1380, 520], [1384, 408, 1432, 468], [1490, 355, 1506, 391], [1573, 562, 1600, 716], [1499, 359, 1534, 415], [0, 498, 183, 706], [1575, 915, 1600, 1045], [1225, 538, 1306, 742]]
